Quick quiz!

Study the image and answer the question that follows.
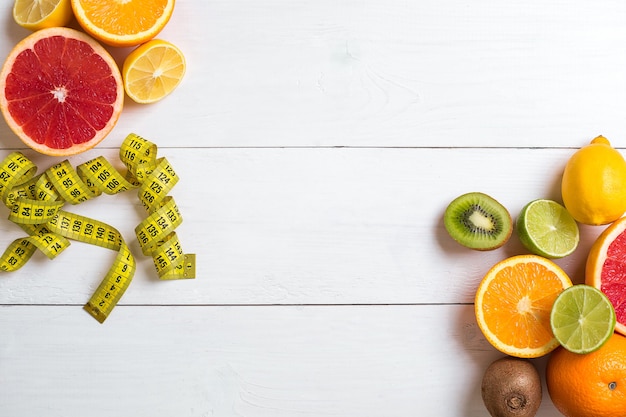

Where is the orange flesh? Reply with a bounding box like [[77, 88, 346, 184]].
[[481, 262, 564, 349], [77, 0, 169, 35]]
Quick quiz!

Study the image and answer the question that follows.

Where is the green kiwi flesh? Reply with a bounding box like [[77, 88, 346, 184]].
[[444, 192, 512, 250]]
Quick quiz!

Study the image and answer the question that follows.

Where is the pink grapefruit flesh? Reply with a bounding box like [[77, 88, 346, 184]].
[[586, 216, 626, 336], [0, 27, 123, 156]]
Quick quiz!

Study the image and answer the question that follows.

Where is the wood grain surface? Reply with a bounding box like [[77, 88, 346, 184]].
[[1, 1, 624, 416]]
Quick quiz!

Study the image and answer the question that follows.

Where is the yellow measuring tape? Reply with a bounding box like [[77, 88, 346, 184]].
[[0, 133, 196, 323]]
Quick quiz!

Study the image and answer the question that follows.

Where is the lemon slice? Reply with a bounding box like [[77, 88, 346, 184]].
[[13, 0, 74, 31], [122, 39, 186, 104], [550, 285, 616, 354], [516, 199, 580, 259]]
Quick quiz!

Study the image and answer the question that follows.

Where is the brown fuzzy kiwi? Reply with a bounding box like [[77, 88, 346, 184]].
[[481, 356, 542, 417]]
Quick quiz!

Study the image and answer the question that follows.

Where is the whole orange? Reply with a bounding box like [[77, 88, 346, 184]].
[[546, 332, 626, 417]]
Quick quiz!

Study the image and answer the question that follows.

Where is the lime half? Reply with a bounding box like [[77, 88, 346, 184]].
[[516, 199, 579, 258], [550, 285, 616, 354]]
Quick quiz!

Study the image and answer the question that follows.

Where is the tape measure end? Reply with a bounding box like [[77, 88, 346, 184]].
[[183, 254, 196, 279], [84, 303, 107, 324]]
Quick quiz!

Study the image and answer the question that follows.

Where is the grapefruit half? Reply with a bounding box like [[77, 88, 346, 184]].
[[587, 216, 626, 336], [0, 27, 123, 156]]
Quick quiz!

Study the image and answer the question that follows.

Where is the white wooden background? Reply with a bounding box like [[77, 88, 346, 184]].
[[0, 1, 624, 416]]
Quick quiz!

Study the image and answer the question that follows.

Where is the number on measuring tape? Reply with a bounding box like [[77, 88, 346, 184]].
[[0, 134, 196, 323]]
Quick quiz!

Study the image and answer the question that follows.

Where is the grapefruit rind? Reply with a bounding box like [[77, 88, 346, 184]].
[[586, 216, 626, 336], [475, 254, 573, 358], [0, 27, 123, 156]]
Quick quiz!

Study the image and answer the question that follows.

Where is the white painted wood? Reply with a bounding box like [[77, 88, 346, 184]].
[[0, 0, 623, 415], [0, 147, 604, 306], [0, 146, 600, 415], [0, 305, 563, 417], [2, 1, 626, 149]]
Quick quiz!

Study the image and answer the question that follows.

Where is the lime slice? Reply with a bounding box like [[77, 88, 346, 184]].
[[516, 199, 579, 258], [550, 285, 616, 354]]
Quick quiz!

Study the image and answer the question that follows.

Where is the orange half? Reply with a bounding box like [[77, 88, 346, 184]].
[[475, 254, 573, 358], [71, 0, 175, 47]]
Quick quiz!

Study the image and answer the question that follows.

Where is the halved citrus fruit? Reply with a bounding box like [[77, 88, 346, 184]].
[[550, 284, 616, 354], [475, 254, 573, 358], [516, 199, 579, 259], [0, 27, 124, 156], [13, 0, 74, 31], [586, 216, 626, 336], [122, 39, 186, 104], [71, 0, 175, 47]]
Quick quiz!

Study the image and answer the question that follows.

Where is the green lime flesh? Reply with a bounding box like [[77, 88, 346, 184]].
[[516, 199, 579, 258], [550, 285, 616, 354]]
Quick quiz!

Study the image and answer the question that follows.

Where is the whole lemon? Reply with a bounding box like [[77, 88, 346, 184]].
[[561, 136, 626, 225]]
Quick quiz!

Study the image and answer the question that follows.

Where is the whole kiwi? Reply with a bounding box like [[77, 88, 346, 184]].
[[481, 356, 542, 417]]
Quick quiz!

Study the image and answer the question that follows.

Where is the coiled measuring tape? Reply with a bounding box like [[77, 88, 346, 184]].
[[0, 133, 196, 323]]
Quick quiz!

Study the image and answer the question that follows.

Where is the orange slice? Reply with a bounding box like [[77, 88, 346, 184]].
[[0, 27, 124, 156], [475, 254, 573, 358], [122, 39, 186, 104], [71, 0, 175, 47], [586, 216, 626, 336]]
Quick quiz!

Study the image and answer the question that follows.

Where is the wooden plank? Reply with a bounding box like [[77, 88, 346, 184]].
[[0, 147, 599, 307], [2, 1, 625, 149], [0, 1, 618, 417], [0, 304, 563, 417]]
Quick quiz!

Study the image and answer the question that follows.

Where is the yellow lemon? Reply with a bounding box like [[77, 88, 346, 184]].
[[561, 136, 626, 225], [13, 0, 74, 31], [122, 39, 186, 104]]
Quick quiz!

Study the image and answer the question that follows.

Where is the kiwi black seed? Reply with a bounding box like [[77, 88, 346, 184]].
[[443, 192, 512, 250], [481, 356, 542, 417]]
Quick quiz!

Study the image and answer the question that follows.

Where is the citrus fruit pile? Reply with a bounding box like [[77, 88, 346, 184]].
[[1, 0, 187, 156], [444, 136, 626, 416]]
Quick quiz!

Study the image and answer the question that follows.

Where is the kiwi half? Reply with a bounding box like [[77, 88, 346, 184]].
[[444, 192, 512, 250]]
